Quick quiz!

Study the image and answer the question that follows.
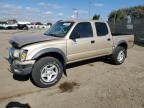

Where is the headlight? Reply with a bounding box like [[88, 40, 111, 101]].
[[19, 49, 28, 61], [13, 50, 20, 58]]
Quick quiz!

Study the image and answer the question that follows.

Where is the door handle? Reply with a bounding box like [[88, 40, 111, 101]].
[[91, 40, 95, 44], [107, 38, 111, 41]]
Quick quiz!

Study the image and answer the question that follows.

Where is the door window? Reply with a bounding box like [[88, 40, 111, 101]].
[[71, 22, 93, 39], [95, 22, 108, 36]]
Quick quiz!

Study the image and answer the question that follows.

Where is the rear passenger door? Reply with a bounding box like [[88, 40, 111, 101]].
[[67, 22, 96, 62], [94, 22, 113, 55]]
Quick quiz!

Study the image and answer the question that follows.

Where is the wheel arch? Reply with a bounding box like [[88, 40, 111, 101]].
[[32, 48, 67, 65], [117, 40, 128, 50], [32, 48, 67, 76]]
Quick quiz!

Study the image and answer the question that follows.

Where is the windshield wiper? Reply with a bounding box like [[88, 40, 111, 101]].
[[46, 33, 59, 37], [44, 33, 63, 38]]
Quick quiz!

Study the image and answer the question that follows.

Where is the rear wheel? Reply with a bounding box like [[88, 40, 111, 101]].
[[112, 46, 126, 65], [31, 57, 63, 88]]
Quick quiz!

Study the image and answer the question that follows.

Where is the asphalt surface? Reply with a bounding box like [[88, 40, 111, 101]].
[[0, 30, 144, 108]]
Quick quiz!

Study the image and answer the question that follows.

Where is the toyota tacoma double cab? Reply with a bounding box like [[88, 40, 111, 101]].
[[9, 20, 134, 88]]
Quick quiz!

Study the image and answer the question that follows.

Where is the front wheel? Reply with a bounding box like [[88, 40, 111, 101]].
[[112, 46, 126, 65], [31, 57, 63, 88]]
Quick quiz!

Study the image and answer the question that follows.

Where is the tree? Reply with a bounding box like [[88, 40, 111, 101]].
[[108, 6, 144, 22], [108, 10, 127, 23], [92, 14, 100, 20], [125, 6, 144, 19]]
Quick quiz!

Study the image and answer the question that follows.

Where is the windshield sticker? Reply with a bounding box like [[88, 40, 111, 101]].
[[63, 23, 71, 26]]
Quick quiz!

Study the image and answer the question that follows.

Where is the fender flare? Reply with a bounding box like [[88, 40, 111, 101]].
[[32, 48, 67, 64], [114, 40, 128, 50]]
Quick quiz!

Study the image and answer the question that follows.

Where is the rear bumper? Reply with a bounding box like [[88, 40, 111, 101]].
[[9, 60, 35, 75]]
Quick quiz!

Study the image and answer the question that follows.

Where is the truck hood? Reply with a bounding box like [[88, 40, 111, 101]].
[[10, 33, 61, 48]]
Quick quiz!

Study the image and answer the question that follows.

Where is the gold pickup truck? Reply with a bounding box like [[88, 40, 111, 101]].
[[9, 20, 134, 88]]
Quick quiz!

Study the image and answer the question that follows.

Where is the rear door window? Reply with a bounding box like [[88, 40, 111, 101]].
[[95, 22, 108, 36]]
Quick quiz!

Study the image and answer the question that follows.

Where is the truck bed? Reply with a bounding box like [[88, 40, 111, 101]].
[[112, 34, 134, 49], [112, 33, 132, 36]]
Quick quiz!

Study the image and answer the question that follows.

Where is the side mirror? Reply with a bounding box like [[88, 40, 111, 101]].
[[70, 31, 80, 40]]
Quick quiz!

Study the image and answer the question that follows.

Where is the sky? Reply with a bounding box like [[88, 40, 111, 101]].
[[0, 0, 143, 23]]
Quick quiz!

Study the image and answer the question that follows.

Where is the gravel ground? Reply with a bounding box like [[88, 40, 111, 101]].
[[0, 30, 144, 108]]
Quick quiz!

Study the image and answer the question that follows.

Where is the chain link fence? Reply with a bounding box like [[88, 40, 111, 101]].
[[108, 18, 144, 45]]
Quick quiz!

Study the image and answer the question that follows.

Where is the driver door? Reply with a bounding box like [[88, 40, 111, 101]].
[[67, 22, 96, 63]]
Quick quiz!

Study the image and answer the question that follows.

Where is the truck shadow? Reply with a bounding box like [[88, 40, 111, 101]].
[[13, 74, 29, 81], [67, 57, 113, 69]]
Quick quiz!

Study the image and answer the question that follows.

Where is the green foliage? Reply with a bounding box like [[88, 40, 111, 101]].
[[108, 6, 144, 22], [108, 10, 127, 22], [92, 14, 100, 20]]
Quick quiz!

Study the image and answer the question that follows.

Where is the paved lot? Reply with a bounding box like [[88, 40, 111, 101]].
[[0, 30, 144, 108]]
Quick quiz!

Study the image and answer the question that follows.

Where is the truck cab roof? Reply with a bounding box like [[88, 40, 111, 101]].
[[60, 19, 106, 23]]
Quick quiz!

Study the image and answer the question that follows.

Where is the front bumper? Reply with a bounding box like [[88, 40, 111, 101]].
[[9, 60, 35, 75]]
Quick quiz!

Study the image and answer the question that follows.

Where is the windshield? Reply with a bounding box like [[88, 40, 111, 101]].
[[44, 22, 74, 37]]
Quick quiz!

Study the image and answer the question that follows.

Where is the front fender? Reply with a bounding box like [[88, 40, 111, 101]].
[[32, 48, 67, 63]]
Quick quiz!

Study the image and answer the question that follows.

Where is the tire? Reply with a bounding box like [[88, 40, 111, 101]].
[[112, 46, 126, 65], [31, 57, 63, 88]]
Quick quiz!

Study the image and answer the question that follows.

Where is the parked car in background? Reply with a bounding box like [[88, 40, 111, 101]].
[[0, 20, 18, 30], [0, 21, 7, 29], [0, 23, 17, 30], [0, 20, 51, 30], [27, 22, 51, 29], [17, 21, 30, 30]]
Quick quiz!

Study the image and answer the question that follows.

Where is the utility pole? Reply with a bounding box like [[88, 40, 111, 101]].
[[88, 0, 95, 20], [76, 10, 78, 19], [73, 8, 79, 19], [88, 0, 91, 20]]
